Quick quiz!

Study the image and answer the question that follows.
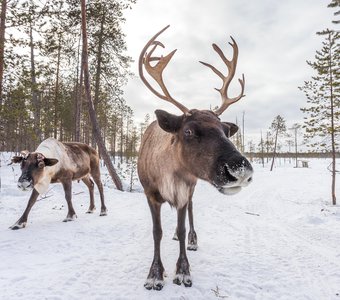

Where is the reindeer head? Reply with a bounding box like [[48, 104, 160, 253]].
[[11, 152, 58, 191], [139, 26, 253, 195]]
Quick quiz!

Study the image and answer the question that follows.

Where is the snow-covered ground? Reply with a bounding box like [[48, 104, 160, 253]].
[[0, 154, 339, 300]]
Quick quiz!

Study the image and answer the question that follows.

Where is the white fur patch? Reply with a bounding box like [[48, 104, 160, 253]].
[[63, 214, 77, 222], [144, 278, 164, 290], [86, 208, 96, 214], [187, 243, 198, 251], [173, 273, 192, 286], [159, 174, 191, 209], [34, 138, 77, 194]]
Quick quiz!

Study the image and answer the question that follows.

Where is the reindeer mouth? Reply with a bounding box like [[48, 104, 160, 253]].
[[212, 181, 243, 195], [18, 181, 33, 191], [218, 186, 242, 195]]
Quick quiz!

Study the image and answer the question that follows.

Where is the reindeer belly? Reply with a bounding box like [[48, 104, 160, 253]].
[[72, 167, 90, 180]]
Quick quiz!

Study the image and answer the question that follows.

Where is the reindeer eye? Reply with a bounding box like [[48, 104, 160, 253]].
[[184, 129, 193, 136]]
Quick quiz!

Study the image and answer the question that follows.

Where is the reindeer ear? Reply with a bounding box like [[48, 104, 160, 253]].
[[20, 150, 29, 157], [43, 158, 59, 166], [155, 110, 183, 133], [222, 122, 239, 137], [11, 156, 23, 164]]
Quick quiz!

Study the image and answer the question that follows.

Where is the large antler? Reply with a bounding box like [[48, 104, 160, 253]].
[[139, 25, 190, 115], [200, 37, 245, 116]]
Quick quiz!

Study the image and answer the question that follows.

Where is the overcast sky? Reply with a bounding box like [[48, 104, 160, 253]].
[[122, 0, 335, 142]]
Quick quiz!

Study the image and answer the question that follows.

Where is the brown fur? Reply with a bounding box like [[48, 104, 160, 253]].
[[138, 109, 253, 290], [138, 28, 252, 290]]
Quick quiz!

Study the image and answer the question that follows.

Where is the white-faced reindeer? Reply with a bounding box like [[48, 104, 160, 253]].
[[138, 25, 253, 290], [10, 138, 107, 229]]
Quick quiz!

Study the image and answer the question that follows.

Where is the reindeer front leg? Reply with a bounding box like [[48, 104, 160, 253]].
[[10, 189, 39, 230], [173, 203, 192, 287], [144, 194, 164, 290], [62, 180, 77, 222]]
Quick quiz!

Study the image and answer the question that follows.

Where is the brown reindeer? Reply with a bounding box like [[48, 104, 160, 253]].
[[10, 138, 107, 229], [138, 25, 253, 290]]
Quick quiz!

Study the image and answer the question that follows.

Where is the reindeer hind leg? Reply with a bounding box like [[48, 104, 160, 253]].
[[91, 165, 107, 216], [62, 179, 77, 222], [187, 198, 198, 251], [82, 176, 95, 213]]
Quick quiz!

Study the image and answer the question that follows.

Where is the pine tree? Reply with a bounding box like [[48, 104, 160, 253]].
[[270, 115, 287, 171], [258, 131, 265, 167], [299, 29, 339, 204], [139, 113, 150, 142], [0, 0, 7, 110], [327, 0, 340, 24]]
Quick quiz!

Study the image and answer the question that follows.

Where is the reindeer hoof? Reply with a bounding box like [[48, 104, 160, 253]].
[[187, 243, 198, 251], [144, 278, 164, 291], [99, 210, 107, 216], [9, 222, 26, 230], [187, 231, 197, 250], [145, 261, 165, 291], [173, 274, 192, 287], [63, 215, 77, 222], [86, 208, 95, 214]]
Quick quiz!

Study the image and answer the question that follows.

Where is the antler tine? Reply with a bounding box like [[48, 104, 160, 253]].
[[200, 36, 245, 116], [139, 25, 190, 114]]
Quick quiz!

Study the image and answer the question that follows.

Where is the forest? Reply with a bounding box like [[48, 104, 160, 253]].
[[0, 0, 338, 156], [0, 0, 339, 199], [0, 0, 142, 161]]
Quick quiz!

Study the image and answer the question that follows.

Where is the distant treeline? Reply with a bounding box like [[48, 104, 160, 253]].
[[245, 152, 340, 159]]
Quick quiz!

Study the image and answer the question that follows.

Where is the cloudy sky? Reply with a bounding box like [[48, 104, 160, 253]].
[[122, 0, 335, 142]]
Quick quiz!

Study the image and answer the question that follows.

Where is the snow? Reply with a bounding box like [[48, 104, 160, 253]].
[[0, 155, 340, 300]]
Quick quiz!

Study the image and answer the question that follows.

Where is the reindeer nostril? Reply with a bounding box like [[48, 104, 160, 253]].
[[247, 177, 252, 183], [224, 165, 237, 182]]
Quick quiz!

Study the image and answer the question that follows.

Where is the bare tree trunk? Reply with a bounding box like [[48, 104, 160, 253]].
[[260, 131, 265, 168], [91, 9, 106, 148], [294, 127, 298, 168], [270, 128, 279, 171], [80, 0, 123, 191], [112, 120, 116, 163], [75, 32, 83, 142], [53, 33, 61, 139], [120, 117, 123, 164], [266, 131, 270, 163], [29, 22, 41, 144], [84, 111, 90, 144], [242, 111, 245, 152], [0, 0, 7, 111], [328, 31, 336, 205]]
